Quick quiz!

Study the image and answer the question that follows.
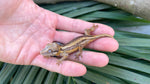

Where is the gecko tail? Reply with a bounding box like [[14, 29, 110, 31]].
[[93, 34, 113, 39]]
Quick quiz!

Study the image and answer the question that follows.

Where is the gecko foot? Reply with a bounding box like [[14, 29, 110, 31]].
[[75, 57, 79, 60], [75, 54, 82, 60], [85, 24, 98, 35], [56, 60, 62, 65]]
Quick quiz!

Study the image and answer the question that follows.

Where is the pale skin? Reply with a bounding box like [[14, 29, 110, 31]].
[[0, 0, 119, 76]]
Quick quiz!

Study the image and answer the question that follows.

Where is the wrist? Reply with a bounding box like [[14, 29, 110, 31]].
[[0, 0, 22, 21]]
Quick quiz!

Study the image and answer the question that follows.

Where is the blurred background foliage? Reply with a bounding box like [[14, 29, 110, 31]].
[[0, 1, 150, 84]]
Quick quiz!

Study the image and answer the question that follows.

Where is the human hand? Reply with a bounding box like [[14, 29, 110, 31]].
[[0, 0, 119, 76]]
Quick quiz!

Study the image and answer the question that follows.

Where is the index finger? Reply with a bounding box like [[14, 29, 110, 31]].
[[56, 15, 115, 36]]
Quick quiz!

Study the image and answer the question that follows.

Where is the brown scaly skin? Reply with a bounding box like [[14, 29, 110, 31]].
[[40, 24, 113, 65]]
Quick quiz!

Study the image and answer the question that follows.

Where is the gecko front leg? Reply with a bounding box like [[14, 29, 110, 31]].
[[57, 52, 69, 65]]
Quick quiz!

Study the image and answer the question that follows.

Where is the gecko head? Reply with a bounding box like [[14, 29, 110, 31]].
[[40, 43, 60, 57]]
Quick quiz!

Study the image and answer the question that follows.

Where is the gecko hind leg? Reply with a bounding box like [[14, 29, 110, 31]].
[[75, 45, 84, 60], [85, 24, 98, 35]]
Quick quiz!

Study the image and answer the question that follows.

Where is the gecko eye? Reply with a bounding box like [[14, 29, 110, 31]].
[[48, 50, 52, 53]]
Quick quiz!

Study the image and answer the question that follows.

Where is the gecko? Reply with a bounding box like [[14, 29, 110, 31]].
[[40, 24, 113, 65]]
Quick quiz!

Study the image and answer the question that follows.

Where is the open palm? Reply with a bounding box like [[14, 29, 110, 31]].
[[0, 0, 118, 76]]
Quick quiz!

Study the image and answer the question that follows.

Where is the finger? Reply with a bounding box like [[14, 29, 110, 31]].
[[31, 55, 86, 76], [68, 51, 109, 67], [87, 37, 118, 52], [54, 31, 119, 52], [56, 15, 114, 36]]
